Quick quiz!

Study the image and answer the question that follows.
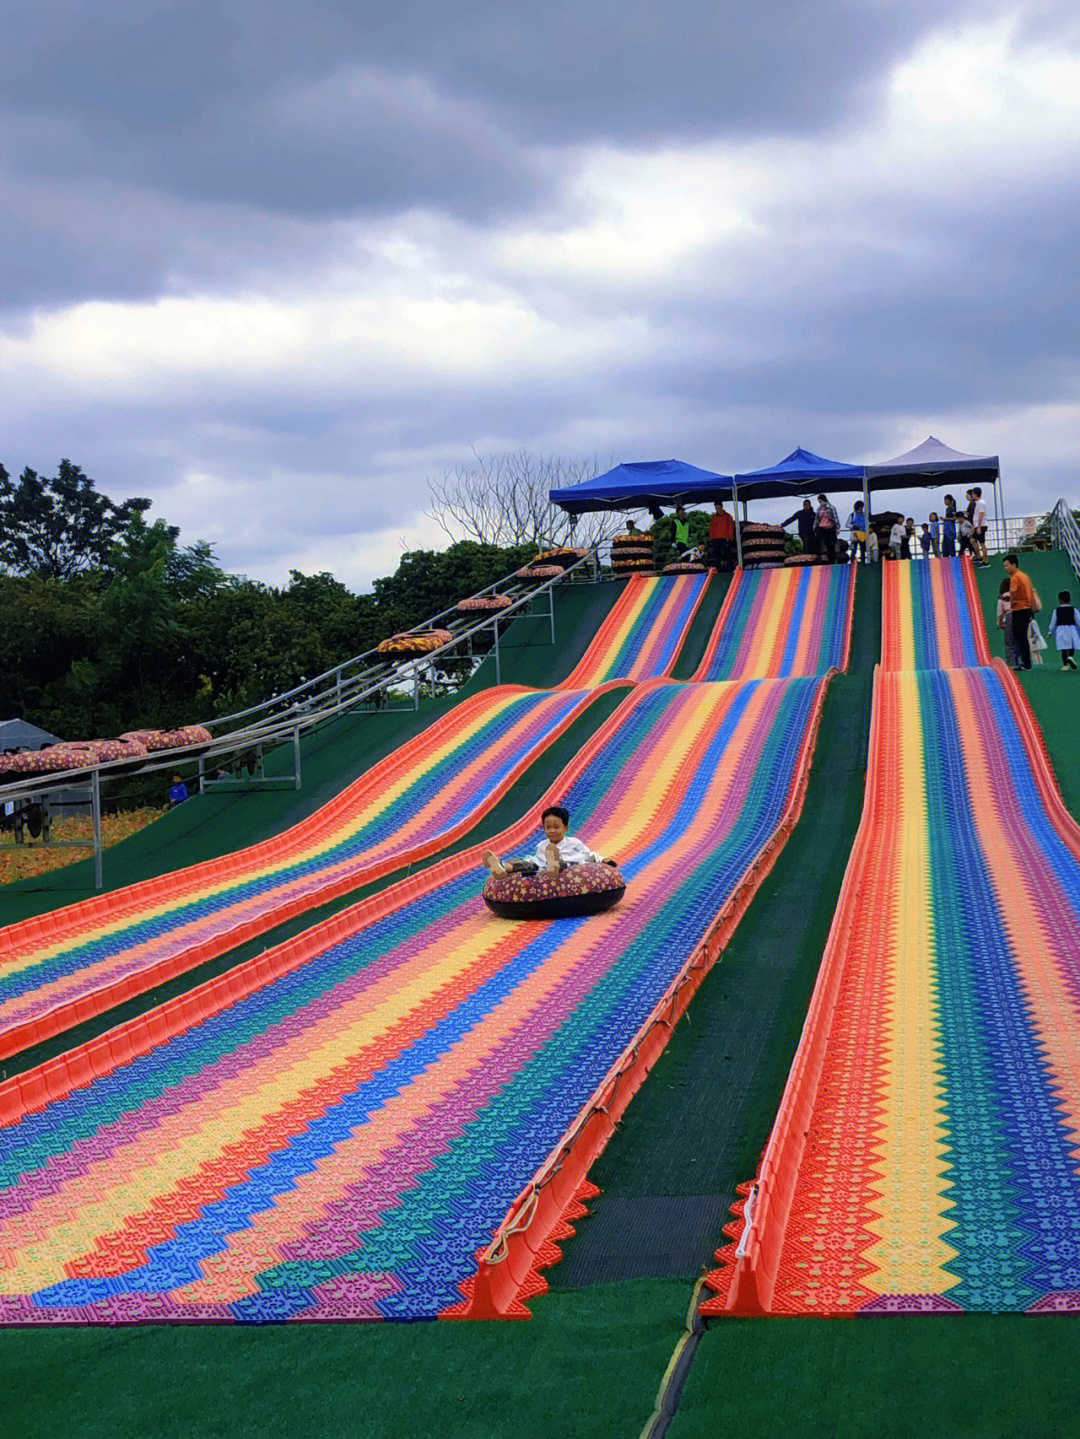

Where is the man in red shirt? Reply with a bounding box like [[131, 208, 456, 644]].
[[709, 500, 736, 571], [1004, 554, 1036, 670]]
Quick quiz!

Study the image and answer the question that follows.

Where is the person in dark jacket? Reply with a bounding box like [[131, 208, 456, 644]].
[[782, 498, 818, 556]]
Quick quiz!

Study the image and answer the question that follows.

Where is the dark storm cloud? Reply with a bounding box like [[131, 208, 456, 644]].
[[5, 1, 982, 225]]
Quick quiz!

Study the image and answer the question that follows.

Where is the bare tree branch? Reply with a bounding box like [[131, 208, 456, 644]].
[[425, 451, 632, 550]]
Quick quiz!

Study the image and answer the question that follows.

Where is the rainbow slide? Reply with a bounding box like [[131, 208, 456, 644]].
[[694, 563, 854, 681], [706, 558, 1080, 1316], [0, 565, 853, 1325], [0, 574, 709, 1060]]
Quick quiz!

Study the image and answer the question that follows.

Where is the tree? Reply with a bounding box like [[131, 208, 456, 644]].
[[0, 460, 152, 579], [425, 451, 625, 550], [370, 541, 538, 636]]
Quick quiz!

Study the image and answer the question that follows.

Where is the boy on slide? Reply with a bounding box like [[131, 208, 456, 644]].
[[483, 805, 616, 876]]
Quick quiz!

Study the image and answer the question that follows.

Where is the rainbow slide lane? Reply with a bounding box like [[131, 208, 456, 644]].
[[0, 678, 828, 1325], [693, 563, 854, 680], [0, 564, 855, 1324], [0, 573, 709, 1061], [705, 557, 1080, 1316]]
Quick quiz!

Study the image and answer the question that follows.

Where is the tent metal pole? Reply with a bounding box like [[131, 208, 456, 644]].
[[991, 476, 1002, 553], [997, 475, 1006, 552], [733, 483, 743, 569]]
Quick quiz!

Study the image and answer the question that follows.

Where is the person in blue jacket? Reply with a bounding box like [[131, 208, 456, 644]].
[[168, 774, 188, 807]]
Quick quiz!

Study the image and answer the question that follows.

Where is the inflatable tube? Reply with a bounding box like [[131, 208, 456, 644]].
[[515, 565, 564, 582], [482, 862, 626, 920], [534, 547, 588, 569], [377, 628, 455, 656], [457, 594, 514, 612]]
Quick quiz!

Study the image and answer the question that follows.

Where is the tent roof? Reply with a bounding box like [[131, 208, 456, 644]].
[[0, 718, 62, 751], [865, 435, 1000, 484], [731, 447, 865, 502], [550, 458, 733, 515]]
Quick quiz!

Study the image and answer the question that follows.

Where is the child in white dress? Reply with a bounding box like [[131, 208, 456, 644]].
[[1049, 591, 1080, 671]]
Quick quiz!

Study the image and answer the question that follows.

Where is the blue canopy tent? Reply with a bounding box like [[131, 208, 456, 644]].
[[731, 448, 866, 566], [549, 459, 734, 515]]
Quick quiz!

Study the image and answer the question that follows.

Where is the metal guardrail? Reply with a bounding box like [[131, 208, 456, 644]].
[[1051, 500, 1080, 581], [0, 551, 600, 887]]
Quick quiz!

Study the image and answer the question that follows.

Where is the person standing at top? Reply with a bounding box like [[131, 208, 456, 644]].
[[168, 774, 188, 807], [782, 498, 818, 557], [888, 519, 905, 559], [708, 500, 736, 571], [941, 495, 958, 558], [902, 518, 916, 560], [928, 512, 942, 557], [971, 487, 989, 565], [846, 501, 869, 564], [1003, 554, 1037, 670], [814, 494, 840, 564], [672, 505, 692, 555]]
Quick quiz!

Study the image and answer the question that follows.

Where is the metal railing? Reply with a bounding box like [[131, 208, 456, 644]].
[[0, 550, 600, 887], [1051, 501, 1080, 581]]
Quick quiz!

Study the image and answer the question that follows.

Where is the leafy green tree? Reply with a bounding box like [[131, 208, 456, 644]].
[[0, 572, 101, 738], [371, 541, 537, 635], [650, 510, 710, 568], [0, 460, 152, 579]]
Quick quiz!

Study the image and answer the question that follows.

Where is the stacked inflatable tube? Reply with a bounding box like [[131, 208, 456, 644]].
[[610, 532, 654, 575], [740, 522, 788, 569]]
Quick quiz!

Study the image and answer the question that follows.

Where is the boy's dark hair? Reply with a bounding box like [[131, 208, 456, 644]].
[[1004, 553, 1018, 566], [973, 487, 982, 497], [542, 805, 570, 826], [999, 578, 1011, 595], [1060, 590, 1072, 603], [816, 493, 828, 503]]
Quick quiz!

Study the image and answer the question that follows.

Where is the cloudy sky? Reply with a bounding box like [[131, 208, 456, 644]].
[[2, 1, 1078, 587]]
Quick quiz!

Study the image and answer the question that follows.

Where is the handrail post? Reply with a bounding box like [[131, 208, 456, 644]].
[[549, 584, 556, 644], [91, 769, 103, 891], [198, 754, 206, 795], [293, 727, 301, 790], [494, 618, 502, 686]]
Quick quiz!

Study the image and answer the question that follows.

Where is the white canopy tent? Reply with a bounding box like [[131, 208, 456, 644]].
[[865, 436, 1004, 547]]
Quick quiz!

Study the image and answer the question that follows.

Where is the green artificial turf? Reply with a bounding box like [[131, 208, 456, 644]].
[[972, 549, 1080, 816], [0, 581, 621, 924], [0, 1279, 687, 1439], [671, 1316, 1080, 1439], [669, 571, 731, 679]]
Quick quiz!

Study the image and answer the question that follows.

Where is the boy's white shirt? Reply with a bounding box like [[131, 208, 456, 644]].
[[533, 835, 603, 865], [973, 498, 987, 527], [889, 523, 904, 544]]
